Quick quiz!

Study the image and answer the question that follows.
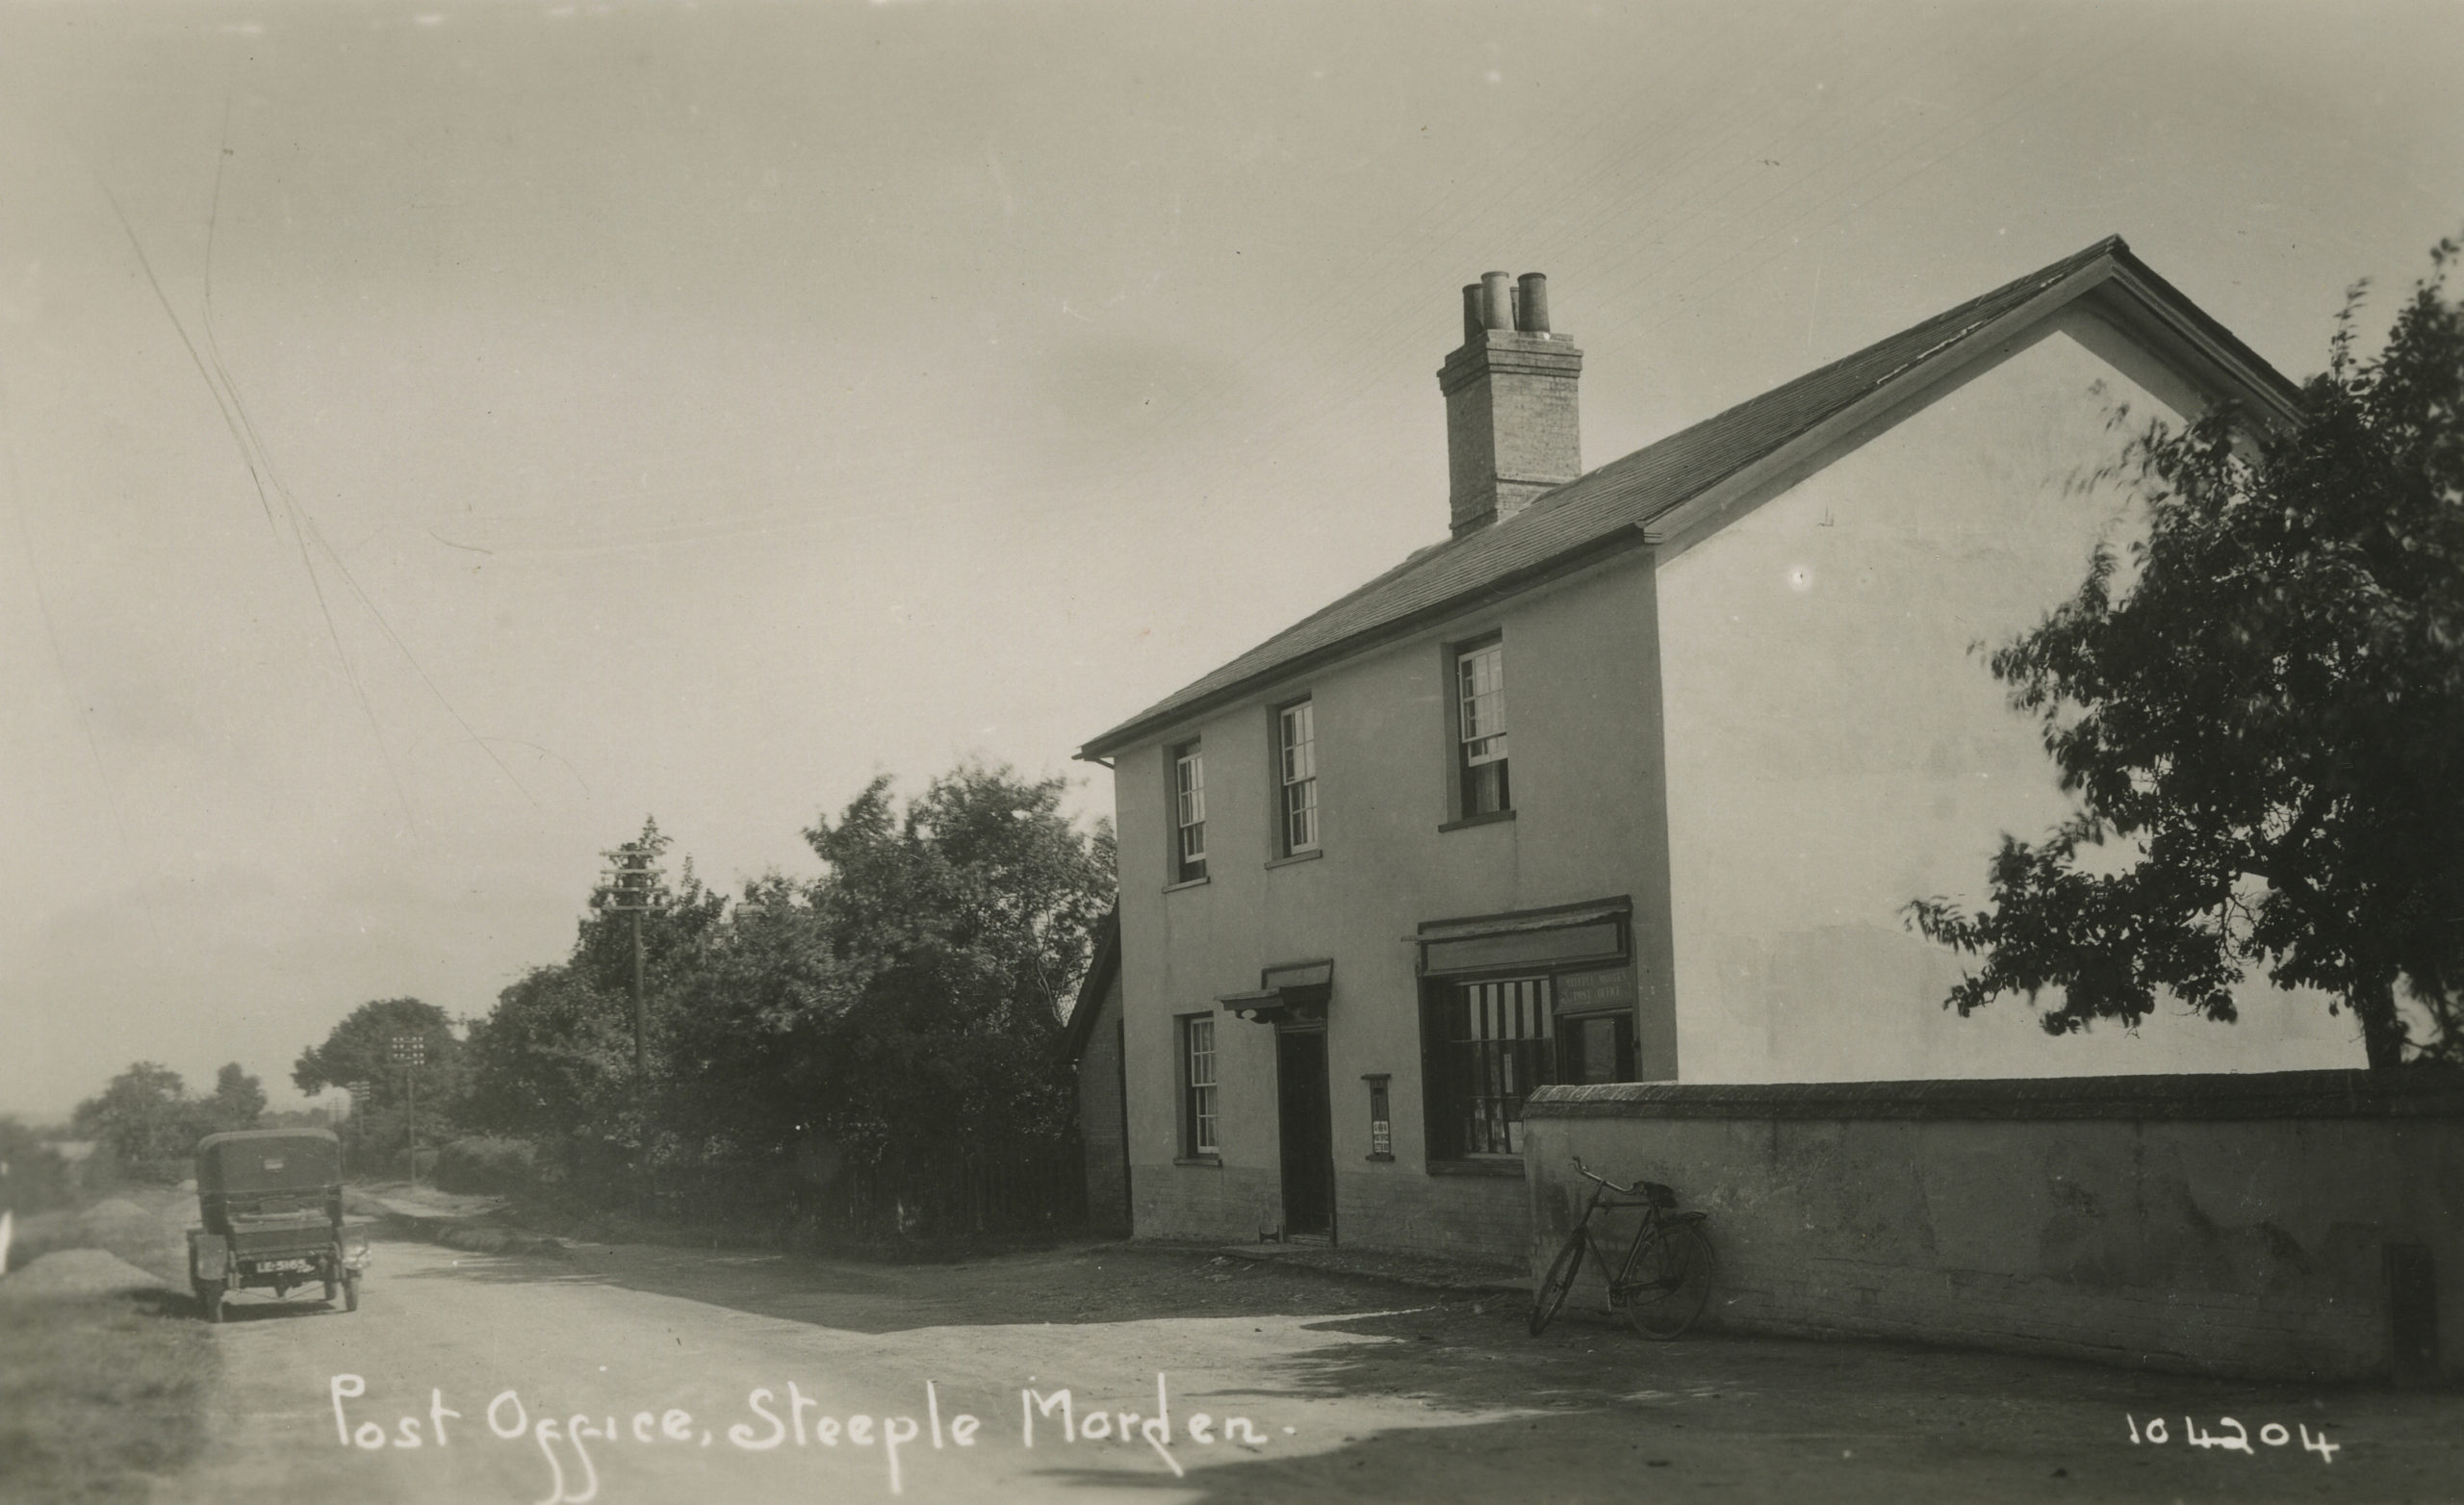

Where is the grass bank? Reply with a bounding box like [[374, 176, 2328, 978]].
[[0, 1186, 219, 1503], [0, 1288, 220, 1503]]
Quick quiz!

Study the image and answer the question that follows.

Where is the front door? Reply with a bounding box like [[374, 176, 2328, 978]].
[[1276, 1028, 1335, 1239]]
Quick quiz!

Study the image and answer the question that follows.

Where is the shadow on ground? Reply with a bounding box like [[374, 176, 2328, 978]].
[[199, 1289, 356, 1325], [1034, 1306, 2453, 1505], [393, 1232, 2458, 1504], [394, 1232, 1420, 1334]]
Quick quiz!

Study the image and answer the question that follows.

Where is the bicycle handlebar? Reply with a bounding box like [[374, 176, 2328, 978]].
[[1569, 1154, 1645, 1198]]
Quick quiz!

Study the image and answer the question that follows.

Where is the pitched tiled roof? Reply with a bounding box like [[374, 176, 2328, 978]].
[[1078, 236, 2278, 759]]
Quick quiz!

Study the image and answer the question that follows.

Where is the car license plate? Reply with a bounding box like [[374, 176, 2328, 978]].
[[257, 1259, 316, 1273]]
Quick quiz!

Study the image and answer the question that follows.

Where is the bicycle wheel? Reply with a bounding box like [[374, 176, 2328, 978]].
[[1620, 1220, 1714, 1340], [1527, 1230, 1586, 1337]]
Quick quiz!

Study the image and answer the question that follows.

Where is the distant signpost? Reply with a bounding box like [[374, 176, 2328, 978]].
[[386, 1034, 426, 1186]]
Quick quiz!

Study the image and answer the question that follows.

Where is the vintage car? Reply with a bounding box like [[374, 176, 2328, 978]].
[[188, 1128, 370, 1321]]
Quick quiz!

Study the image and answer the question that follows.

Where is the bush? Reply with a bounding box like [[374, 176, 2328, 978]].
[[0, 1120, 74, 1215], [433, 1136, 537, 1194]]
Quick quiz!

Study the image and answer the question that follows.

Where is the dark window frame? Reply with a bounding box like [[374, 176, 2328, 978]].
[[1450, 633, 1510, 820], [1556, 1008, 1638, 1085], [1169, 738, 1208, 884], [1420, 974, 1555, 1160], [1178, 1011, 1219, 1159], [1272, 698, 1320, 858]]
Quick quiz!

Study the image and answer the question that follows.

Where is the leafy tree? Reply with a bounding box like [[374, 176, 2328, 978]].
[[71, 1062, 198, 1162], [461, 965, 638, 1142], [460, 817, 725, 1147], [657, 766, 1116, 1169], [773, 764, 1115, 1162], [661, 875, 859, 1157], [209, 1063, 268, 1131], [66, 1061, 267, 1165], [458, 775, 1115, 1211], [292, 998, 465, 1115], [570, 817, 729, 1006], [1911, 238, 2464, 1068]]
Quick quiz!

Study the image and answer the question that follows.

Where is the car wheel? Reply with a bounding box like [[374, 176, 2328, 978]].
[[343, 1270, 360, 1313]]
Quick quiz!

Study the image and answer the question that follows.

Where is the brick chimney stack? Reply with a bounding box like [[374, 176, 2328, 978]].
[[1438, 271, 1582, 535]]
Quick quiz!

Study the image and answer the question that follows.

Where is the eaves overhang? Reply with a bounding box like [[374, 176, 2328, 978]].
[[1074, 237, 2303, 765], [1074, 523, 1655, 760]]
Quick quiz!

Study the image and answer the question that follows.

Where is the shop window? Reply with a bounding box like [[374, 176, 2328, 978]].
[[1422, 976, 1553, 1158]]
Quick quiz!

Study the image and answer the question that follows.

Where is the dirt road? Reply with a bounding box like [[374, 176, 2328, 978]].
[[177, 1232, 1469, 1505], [171, 1228, 2461, 1505]]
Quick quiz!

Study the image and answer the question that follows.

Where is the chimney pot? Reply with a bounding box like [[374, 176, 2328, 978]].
[[1515, 272, 1550, 333], [1479, 271, 1514, 331], [1438, 272, 1583, 535]]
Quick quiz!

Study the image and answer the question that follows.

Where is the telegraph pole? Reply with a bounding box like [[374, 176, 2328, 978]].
[[386, 1034, 426, 1185], [603, 842, 654, 1078], [601, 839, 657, 1224]]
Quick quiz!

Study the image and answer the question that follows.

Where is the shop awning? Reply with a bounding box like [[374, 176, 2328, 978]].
[[1219, 960, 1333, 1025], [1409, 900, 1630, 977]]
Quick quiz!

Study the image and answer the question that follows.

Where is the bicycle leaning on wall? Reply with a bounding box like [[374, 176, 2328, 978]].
[[1527, 1156, 1715, 1339]]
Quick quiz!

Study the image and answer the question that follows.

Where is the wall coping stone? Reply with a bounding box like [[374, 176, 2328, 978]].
[[1523, 1068, 2464, 1122]]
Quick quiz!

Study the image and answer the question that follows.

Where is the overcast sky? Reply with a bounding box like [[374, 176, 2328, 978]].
[[3, 0, 2457, 1119]]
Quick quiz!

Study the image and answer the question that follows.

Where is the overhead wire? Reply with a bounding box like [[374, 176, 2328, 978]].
[[0, 368, 168, 953], [196, 109, 536, 810], [183, 105, 410, 819], [85, 108, 538, 818], [92, 166, 399, 817]]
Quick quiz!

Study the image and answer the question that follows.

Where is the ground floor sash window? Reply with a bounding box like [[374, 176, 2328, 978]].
[[1180, 1014, 1219, 1157]]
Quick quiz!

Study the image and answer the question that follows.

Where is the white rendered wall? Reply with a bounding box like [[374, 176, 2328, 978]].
[[1654, 327, 2366, 1082]]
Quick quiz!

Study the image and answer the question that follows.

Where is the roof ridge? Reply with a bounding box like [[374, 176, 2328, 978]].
[[1077, 235, 2258, 760], [1500, 235, 2128, 529]]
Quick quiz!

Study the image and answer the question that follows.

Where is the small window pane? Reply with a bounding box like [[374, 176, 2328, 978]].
[[1185, 1017, 1219, 1155], [1172, 743, 1207, 880], [1558, 1010, 1638, 1084], [1458, 645, 1506, 753], [1277, 702, 1319, 854], [1456, 644, 1510, 816]]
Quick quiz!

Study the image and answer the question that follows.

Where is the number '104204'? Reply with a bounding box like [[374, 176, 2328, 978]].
[[2126, 1415, 2338, 1462]]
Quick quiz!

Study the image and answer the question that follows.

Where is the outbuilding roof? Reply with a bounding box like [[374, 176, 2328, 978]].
[[1078, 236, 2300, 760], [1060, 906, 1120, 1065]]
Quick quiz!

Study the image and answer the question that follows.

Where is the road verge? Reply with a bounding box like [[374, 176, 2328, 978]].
[[345, 1186, 571, 1259]]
